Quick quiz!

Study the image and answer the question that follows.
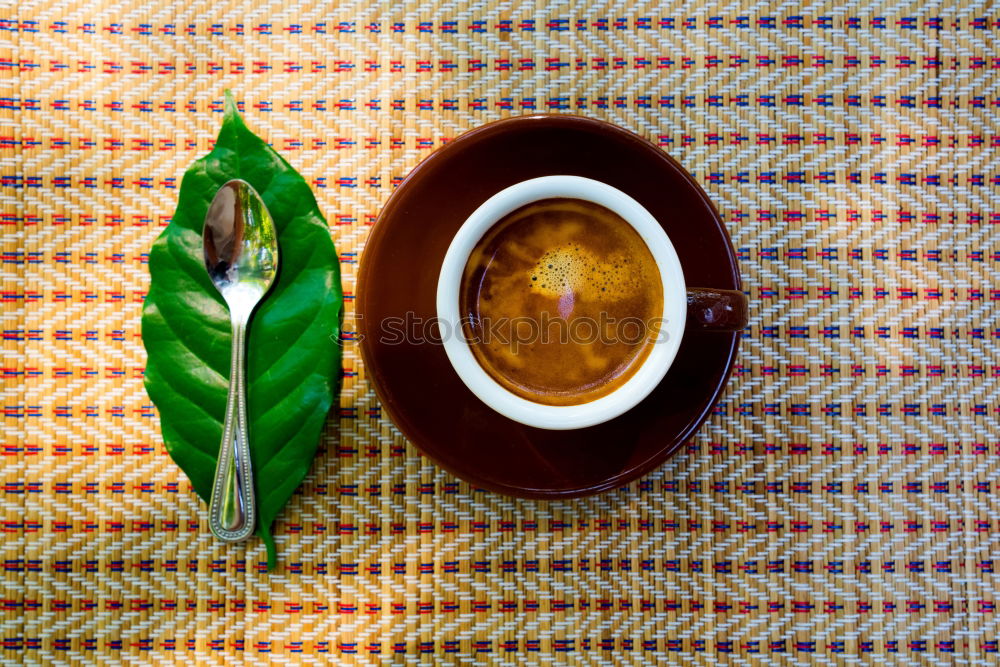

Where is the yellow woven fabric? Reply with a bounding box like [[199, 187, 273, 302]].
[[2, 0, 998, 663]]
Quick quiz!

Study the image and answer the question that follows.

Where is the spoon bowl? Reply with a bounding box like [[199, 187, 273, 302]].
[[203, 179, 279, 542]]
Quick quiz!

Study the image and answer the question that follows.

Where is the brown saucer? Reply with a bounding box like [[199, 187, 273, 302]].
[[357, 116, 741, 498]]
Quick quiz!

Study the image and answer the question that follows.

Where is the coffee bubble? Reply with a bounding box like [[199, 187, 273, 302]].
[[528, 245, 645, 301]]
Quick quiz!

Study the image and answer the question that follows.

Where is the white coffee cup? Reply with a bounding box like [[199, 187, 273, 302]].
[[436, 175, 687, 430]]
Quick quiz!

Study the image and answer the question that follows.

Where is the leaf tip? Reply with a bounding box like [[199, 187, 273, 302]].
[[224, 89, 239, 121], [260, 524, 278, 572]]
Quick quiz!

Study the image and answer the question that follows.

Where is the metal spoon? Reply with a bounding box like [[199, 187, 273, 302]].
[[202, 179, 279, 542]]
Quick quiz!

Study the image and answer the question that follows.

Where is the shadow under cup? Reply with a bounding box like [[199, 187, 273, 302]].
[[437, 176, 748, 431]]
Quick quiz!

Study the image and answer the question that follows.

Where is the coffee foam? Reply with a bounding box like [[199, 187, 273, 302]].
[[460, 197, 663, 406], [528, 244, 643, 302]]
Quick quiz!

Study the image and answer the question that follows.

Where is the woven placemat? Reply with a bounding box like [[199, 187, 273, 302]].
[[2, 0, 997, 662]]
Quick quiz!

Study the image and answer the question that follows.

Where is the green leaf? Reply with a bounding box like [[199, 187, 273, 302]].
[[141, 91, 342, 569]]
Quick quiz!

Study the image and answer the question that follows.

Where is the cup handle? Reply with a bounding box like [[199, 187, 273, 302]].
[[686, 288, 748, 331]]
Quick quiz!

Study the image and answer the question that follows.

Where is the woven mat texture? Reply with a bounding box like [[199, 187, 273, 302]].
[[2, 0, 998, 663]]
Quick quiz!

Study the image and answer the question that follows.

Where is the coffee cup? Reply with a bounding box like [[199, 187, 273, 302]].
[[437, 175, 747, 430]]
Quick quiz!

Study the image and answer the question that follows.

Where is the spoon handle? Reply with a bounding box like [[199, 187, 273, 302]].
[[208, 318, 256, 542]]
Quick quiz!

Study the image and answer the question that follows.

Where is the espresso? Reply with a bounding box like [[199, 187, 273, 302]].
[[460, 198, 663, 406]]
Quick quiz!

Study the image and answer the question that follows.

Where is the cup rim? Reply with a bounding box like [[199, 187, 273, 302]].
[[436, 175, 687, 430]]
